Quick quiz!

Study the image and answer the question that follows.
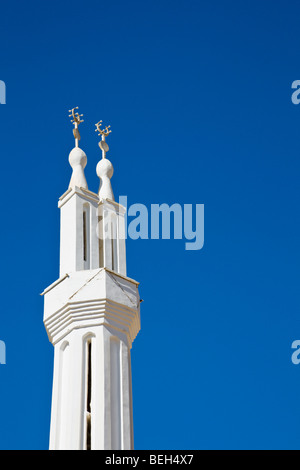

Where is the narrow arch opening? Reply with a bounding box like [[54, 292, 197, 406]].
[[83, 203, 90, 270], [111, 215, 118, 272]]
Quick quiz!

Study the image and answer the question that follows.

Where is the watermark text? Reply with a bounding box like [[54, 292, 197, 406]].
[[98, 197, 204, 251], [0, 81, 6, 104], [0, 340, 6, 365]]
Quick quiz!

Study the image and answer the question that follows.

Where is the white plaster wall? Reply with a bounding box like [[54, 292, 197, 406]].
[[45, 187, 138, 451], [59, 189, 99, 276], [49, 325, 133, 450]]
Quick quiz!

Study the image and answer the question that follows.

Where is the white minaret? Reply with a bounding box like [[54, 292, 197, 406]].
[[42, 109, 141, 450]]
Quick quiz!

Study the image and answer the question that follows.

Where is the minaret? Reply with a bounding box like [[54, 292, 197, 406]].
[[42, 110, 141, 450]]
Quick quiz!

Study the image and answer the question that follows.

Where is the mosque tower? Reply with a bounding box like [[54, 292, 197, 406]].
[[42, 108, 141, 450]]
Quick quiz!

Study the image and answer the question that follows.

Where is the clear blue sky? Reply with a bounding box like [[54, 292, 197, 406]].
[[1, 0, 300, 450]]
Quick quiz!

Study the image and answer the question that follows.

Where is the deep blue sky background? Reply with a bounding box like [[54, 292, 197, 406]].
[[1, 0, 300, 450]]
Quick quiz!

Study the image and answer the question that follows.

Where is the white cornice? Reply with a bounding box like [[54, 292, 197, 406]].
[[41, 267, 139, 297], [40, 273, 69, 296], [43, 268, 141, 347], [58, 186, 99, 208]]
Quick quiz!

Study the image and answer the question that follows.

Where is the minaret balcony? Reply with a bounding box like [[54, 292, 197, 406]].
[[42, 268, 140, 348]]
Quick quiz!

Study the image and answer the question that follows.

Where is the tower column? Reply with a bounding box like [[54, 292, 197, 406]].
[[91, 327, 134, 450], [43, 112, 140, 450]]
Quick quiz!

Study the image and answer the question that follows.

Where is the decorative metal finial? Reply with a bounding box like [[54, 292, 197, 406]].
[[95, 120, 112, 159], [69, 107, 84, 147]]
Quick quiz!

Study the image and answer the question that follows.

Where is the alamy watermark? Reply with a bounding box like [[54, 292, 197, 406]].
[[0, 81, 6, 104], [99, 197, 204, 251], [291, 340, 300, 365], [0, 340, 6, 365]]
